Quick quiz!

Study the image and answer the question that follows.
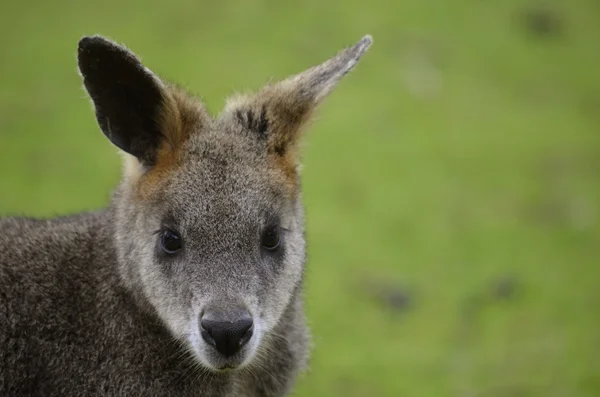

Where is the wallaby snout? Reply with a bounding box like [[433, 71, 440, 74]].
[[201, 305, 254, 359]]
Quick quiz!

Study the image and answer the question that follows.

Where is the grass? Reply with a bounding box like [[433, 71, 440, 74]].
[[1, 0, 599, 395]]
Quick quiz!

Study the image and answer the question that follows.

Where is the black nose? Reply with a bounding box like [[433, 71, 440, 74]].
[[200, 309, 253, 357]]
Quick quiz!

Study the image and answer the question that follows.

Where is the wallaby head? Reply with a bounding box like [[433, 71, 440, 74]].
[[77, 35, 371, 372]]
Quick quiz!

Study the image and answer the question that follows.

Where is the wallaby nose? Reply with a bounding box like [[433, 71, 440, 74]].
[[200, 309, 253, 357]]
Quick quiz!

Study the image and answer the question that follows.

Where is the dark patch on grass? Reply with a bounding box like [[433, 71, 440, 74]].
[[490, 274, 519, 301], [361, 277, 415, 314], [457, 275, 522, 344], [517, 6, 564, 39]]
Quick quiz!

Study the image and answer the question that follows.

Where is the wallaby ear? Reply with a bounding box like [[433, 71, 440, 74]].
[[78, 36, 174, 166], [227, 35, 372, 159], [275, 34, 373, 105]]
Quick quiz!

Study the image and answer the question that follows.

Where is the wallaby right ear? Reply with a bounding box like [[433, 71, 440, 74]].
[[78, 36, 172, 166]]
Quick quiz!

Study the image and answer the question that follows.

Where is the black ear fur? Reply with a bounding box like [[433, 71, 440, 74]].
[[78, 36, 165, 165]]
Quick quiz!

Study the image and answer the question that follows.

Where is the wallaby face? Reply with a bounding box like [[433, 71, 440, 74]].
[[77, 35, 371, 372]]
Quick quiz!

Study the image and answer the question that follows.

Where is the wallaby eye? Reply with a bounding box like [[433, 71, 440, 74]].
[[261, 227, 280, 251], [160, 229, 183, 254]]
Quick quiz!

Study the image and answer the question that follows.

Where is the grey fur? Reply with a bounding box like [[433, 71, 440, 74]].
[[0, 35, 371, 396]]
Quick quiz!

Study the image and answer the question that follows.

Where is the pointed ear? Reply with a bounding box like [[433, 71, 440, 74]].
[[78, 36, 180, 166], [227, 35, 372, 158]]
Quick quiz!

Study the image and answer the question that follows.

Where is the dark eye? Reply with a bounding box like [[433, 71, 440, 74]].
[[160, 229, 183, 254], [261, 227, 280, 251]]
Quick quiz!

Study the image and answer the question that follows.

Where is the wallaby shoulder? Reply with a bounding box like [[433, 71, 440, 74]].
[[0, 212, 207, 395], [0, 211, 112, 268], [0, 211, 113, 303]]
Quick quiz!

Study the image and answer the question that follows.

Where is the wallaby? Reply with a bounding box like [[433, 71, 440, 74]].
[[0, 34, 372, 396]]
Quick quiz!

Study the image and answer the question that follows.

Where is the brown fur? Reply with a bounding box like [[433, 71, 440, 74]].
[[223, 88, 314, 198], [264, 90, 313, 198], [134, 85, 209, 200], [135, 82, 311, 201]]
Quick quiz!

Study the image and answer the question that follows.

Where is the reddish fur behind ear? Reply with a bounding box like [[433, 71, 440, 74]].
[[125, 86, 209, 200], [262, 91, 312, 198], [225, 91, 311, 198], [159, 86, 207, 153]]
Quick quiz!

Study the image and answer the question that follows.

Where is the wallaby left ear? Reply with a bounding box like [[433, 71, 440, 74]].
[[276, 34, 373, 105], [227, 35, 372, 158], [78, 36, 175, 166]]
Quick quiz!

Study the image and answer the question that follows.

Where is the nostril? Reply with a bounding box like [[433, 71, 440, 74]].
[[200, 319, 216, 348], [237, 317, 253, 335], [239, 322, 253, 347]]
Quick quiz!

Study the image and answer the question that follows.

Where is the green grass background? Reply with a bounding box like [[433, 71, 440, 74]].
[[1, 0, 599, 395]]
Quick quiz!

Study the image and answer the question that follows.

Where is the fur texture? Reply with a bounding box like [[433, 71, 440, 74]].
[[0, 34, 372, 396]]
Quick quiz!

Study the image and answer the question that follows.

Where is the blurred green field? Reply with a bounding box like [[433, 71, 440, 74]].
[[1, 0, 599, 395]]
